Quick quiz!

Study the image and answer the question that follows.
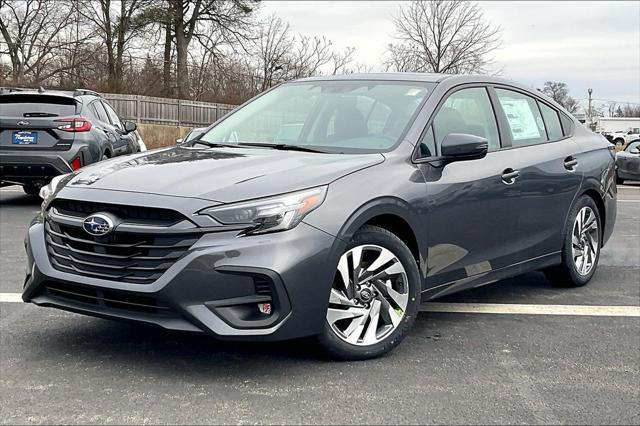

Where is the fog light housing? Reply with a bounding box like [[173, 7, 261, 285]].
[[258, 302, 272, 315]]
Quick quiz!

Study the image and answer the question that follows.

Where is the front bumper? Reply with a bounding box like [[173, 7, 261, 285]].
[[23, 218, 339, 341]]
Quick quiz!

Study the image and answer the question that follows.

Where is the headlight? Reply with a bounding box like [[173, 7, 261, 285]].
[[39, 173, 72, 212], [200, 186, 327, 235]]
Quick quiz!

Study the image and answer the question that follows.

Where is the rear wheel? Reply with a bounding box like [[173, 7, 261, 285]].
[[545, 195, 601, 287], [616, 173, 624, 185], [317, 225, 420, 360]]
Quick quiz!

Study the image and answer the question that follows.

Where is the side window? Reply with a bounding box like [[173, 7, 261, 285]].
[[538, 102, 563, 141], [102, 102, 123, 129], [418, 125, 436, 157], [432, 87, 500, 151], [495, 89, 547, 146], [91, 101, 110, 124], [560, 113, 573, 136]]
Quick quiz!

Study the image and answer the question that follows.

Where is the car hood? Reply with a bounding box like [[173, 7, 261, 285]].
[[65, 146, 385, 203]]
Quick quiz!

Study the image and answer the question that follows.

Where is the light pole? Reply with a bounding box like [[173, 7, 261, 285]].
[[588, 88, 593, 130]]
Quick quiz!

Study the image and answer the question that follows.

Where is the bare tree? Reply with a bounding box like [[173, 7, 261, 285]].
[[540, 81, 580, 114], [77, 0, 154, 91], [0, 0, 80, 83], [385, 0, 501, 74], [253, 15, 292, 91], [167, 0, 255, 99]]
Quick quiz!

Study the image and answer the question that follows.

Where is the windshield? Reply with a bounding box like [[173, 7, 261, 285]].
[[199, 80, 436, 153], [626, 141, 640, 152]]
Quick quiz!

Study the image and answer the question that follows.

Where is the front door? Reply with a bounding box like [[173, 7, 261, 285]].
[[415, 86, 523, 291]]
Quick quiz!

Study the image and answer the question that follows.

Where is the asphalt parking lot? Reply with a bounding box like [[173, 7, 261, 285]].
[[1, 184, 639, 425]]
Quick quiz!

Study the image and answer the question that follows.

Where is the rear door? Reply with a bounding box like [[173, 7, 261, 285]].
[[491, 87, 583, 260], [88, 100, 117, 151], [0, 94, 77, 150], [101, 101, 130, 154]]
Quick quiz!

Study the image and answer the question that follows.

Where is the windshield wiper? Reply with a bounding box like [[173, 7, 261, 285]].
[[190, 139, 245, 149], [238, 142, 327, 153]]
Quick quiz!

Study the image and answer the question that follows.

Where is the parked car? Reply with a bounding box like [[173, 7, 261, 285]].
[[610, 127, 640, 148], [0, 87, 141, 195], [616, 139, 640, 184], [23, 74, 617, 359], [176, 127, 206, 144]]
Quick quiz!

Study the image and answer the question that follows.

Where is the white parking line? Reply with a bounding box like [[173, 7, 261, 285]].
[[618, 199, 640, 203], [420, 302, 640, 317], [1, 292, 638, 317], [0, 293, 23, 303]]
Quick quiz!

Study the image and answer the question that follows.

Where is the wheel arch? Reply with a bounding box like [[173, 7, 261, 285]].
[[334, 197, 426, 273], [580, 188, 606, 239]]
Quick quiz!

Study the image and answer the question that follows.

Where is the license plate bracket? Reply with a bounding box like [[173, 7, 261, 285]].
[[12, 131, 38, 145]]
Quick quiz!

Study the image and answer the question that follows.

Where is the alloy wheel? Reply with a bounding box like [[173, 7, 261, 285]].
[[327, 244, 409, 346], [571, 206, 599, 276]]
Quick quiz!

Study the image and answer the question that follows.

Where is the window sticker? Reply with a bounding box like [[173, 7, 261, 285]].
[[500, 98, 541, 140]]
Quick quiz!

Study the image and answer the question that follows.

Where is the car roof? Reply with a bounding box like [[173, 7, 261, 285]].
[[295, 72, 535, 88], [293, 72, 566, 113], [296, 73, 449, 83], [0, 87, 100, 99]]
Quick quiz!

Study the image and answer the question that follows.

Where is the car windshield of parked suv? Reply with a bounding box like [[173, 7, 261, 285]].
[[198, 80, 436, 153]]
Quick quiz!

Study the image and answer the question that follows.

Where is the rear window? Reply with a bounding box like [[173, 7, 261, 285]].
[[0, 95, 77, 117]]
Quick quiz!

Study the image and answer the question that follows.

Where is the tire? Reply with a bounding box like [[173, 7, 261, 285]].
[[317, 225, 421, 360], [544, 195, 602, 287], [616, 174, 624, 185], [22, 184, 40, 196], [101, 153, 110, 161]]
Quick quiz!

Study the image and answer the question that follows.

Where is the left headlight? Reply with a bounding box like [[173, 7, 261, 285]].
[[200, 186, 327, 235], [40, 173, 72, 212]]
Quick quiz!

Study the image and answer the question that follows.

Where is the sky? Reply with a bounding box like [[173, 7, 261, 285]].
[[261, 1, 640, 107]]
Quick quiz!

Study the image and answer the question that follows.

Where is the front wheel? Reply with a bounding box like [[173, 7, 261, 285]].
[[545, 195, 601, 287], [317, 225, 421, 360]]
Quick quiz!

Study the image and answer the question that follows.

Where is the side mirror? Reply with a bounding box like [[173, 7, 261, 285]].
[[176, 138, 183, 145], [631, 148, 640, 155], [123, 121, 137, 133], [441, 133, 488, 161]]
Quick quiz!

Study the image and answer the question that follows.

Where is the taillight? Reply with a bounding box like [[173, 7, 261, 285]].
[[54, 116, 92, 132], [70, 157, 82, 170]]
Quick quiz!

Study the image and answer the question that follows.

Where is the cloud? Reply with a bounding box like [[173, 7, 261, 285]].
[[261, 0, 640, 104]]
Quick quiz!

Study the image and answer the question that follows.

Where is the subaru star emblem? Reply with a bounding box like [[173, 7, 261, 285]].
[[17, 120, 30, 126], [82, 213, 115, 236]]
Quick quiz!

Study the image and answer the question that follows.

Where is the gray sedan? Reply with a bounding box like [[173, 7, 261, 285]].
[[616, 139, 640, 184]]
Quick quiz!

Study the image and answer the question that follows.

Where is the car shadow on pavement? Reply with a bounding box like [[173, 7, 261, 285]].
[[0, 190, 41, 206], [14, 272, 558, 373]]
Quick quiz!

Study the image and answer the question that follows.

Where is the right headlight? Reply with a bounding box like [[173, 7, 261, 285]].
[[39, 173, 74, 213], [200, 186, 327, 235]]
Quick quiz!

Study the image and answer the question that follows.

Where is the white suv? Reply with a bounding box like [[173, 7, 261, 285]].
[[611, 127, 640, 147]]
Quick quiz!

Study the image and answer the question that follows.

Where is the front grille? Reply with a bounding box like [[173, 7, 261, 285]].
[[44, 281, 172, 315], [52, 199, 183, 226], [45, 202, 200, 284]]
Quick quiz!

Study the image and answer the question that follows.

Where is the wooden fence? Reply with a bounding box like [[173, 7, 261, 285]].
[[102, 93, 236, 127]]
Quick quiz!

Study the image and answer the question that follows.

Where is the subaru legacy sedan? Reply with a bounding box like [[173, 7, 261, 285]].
[[23, 74, 617, 359]]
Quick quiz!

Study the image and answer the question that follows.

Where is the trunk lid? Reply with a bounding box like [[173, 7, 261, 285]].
[[0, 94, 78, 150]]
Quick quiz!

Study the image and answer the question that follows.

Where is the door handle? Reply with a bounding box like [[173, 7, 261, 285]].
[[501, 168, 520, 185], [564, 156, 578, 171]]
